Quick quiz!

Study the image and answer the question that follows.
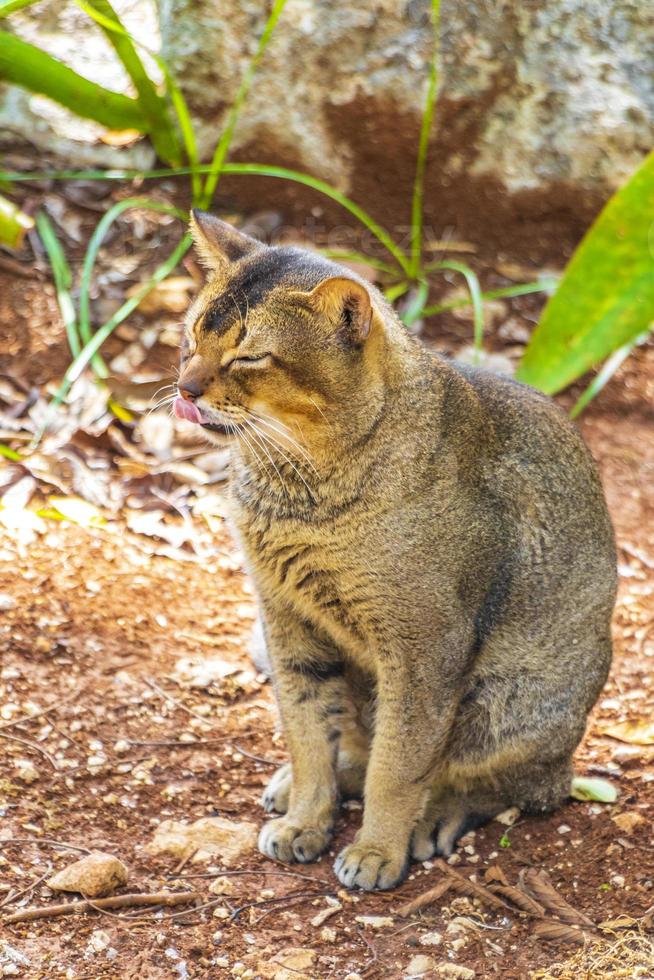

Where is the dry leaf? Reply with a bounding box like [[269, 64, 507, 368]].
[[519, 869, 595, 928], [532, 920, 587, 945], [99, 128, 143, 147], [600, 719, 654, 745]]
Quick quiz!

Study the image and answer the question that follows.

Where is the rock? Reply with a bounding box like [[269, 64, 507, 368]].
[[419, 931, 443, 946], [14, 760, 39, 784], [86, 930, 112, 954], [355, 914, 394, 929], [405, 955, 436, 978], [320, 927, 337, 943], [436, 966, 476, 979], [145, 816, 257, 865], [612, 811, 646, 834], [494, 806, 521, 826], [209, 875, 236, 896], [47, 852, 128, 898], [258, 947, 317, 980], [0, 594, 16, 612], [310, 903, 342, 927]]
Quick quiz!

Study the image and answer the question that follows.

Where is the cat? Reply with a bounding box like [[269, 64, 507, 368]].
[[174, 210, 617, 890]]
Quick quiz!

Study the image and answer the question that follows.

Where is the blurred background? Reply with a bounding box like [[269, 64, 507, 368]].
[[0, 2, 653, 978]]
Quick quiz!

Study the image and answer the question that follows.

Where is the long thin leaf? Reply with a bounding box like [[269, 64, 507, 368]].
[[0, 193, 33, 247], [0, 0, 40, 15], [570, 329, 651, 418], [0, 31, 147, 131], [36, 212, 80, 358], [74, 0, 182, 166], [401, 280, 429, 327], [410, 0, 440, 277], [200, 0, 289, 208], [422, 279, 558, 317], [517, 149, 654, 393], [46, 234, 192, 423], [78, 197, 186, 376], [433, 260, 484, 362], [0, 163, 411, 273]]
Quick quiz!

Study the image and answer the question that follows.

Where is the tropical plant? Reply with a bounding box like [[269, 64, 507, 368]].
[[517, 149, 654, 401]]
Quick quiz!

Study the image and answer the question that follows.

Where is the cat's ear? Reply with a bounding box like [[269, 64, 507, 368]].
[[189, 210, 262, 270], [304, 276, 373, 343]]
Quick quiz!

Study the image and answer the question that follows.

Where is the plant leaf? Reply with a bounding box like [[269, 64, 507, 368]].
[[74, 0, 182, 166], [600, 718, 654, 745], [0, 30, 148, 131], [517, 150, 654, 393], [0, 193, 33, 248], [48, 496, 105, 527], [570, 776, 618, 803]]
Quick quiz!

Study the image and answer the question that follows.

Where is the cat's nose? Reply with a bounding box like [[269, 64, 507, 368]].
[[178, 378, 204, 401]]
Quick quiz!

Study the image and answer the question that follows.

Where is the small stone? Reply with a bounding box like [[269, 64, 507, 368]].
[[209, 875, 236, 896], [2, 966, 20, 977], [87, 930, 111, 954], [405, 954, 436, 977], [320, 927, 337, 943], [212, 931, 223, 945], [146, 816, 257, 865], [419, 931, 442, 946], [343, 974, 363, 980], [436, 965, 476, 978], [355, 915, 394, 929], [113, 740, 131, 754], [610, 874, 626, 888], [612, 811, 645, 834], [495, 807, 520, 826], [311, 903, 341, 927], [557, 824, 572, 834], [14, 760, 39, 784], [213, 907, 230, 919], [47, 852, 128, 897]]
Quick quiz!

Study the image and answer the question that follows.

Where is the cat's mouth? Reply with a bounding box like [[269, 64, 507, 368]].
[[173, 395, 233, 436]]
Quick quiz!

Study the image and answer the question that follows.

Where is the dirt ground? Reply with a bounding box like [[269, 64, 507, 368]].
[[0, 183, 653, 979]]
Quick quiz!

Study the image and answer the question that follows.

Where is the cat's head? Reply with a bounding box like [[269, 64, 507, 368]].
[[175, 211, 397, 455]]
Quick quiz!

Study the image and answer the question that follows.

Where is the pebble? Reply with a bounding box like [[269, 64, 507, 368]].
[[405, 954, 436, 977], [14, 760, 39, 784], [419, 931, 442, 946], [557, 824, 572, 834], [355, 915, 394, 929], [0, 594, 17, 611], [47, 852, 128, 898]]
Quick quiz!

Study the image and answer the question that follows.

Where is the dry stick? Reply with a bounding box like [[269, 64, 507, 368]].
[[142, 676, 215, 725], [0, 837, 92, 855], [3, 890, 201, 925], [398, 878, 453, 917], [232, 743, 281, 767], [0, 731, 58, 770], [169, 868, 332, 887], [0, 864, 52, 910], [0, 687, 83, 731], [432, 859, 514, 912], [230, 889, 336, 923]]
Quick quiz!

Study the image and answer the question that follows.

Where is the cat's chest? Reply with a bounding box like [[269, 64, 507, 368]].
[[238, 516, 372, 656]]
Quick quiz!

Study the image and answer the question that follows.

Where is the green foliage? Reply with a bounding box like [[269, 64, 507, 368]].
[[0, 192, 33, 247], [517, 150, 654, 394], [0, 30, 148, 132]]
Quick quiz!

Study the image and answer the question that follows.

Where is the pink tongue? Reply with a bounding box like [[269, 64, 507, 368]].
[[173, 396, 204, 424]]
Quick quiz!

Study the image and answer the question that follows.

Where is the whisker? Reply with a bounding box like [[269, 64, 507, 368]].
[[247, 410, 319, 477], [245, 419, 315, 503], [241, 419, 291, 500]]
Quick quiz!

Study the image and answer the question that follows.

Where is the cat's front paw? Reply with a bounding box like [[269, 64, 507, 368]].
[[334, 840, 408, 890], [261, 763, 292, 814], [258, 816, 331, 864]]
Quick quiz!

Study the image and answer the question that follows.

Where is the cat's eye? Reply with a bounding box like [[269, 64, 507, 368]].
[[228, 354, 272, 369]]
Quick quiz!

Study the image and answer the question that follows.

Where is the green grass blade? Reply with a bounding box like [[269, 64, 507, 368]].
[[0, 163, 411, 273], [401, 280, 429, 327], [432, 260, 484, 362], [46, 234, 192, 424], [79, 197, 186, 377], [0, 30, 147, 131], [73, 0, 182, 166], [384, 281, 409, 303], [153, 56, 201, 203], [199, 0, 289, 208], [517, 149, 654, 394], [410, 0, 441, 277], [570, 329, 651, 419], [0, 193, 33, 247], [422, 278, 558, 317], [0, 0, 40, 15], [320, 249, 397, 275], [35, 212, 81, 359]]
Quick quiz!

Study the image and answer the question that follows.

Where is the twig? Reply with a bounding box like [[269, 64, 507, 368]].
[[0, 731, 58, 770], [174, 848, 197, 875], [232, 743, 281, 767], [3, 890, 200, 924], [141, 676, 213, 725], [0, 863, 52, 909], [357, 924, 379, 976], [230, 889, 336, 923], [168, 868, 331, 886], [0, 688, 83, 731], [0, 837, 92, 855]]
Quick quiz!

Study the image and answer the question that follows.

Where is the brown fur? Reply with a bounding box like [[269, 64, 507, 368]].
[[178, 211, 617, 890]]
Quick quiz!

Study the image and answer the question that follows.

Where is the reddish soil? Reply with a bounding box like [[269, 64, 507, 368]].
[[0, 190, 653, 979]]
